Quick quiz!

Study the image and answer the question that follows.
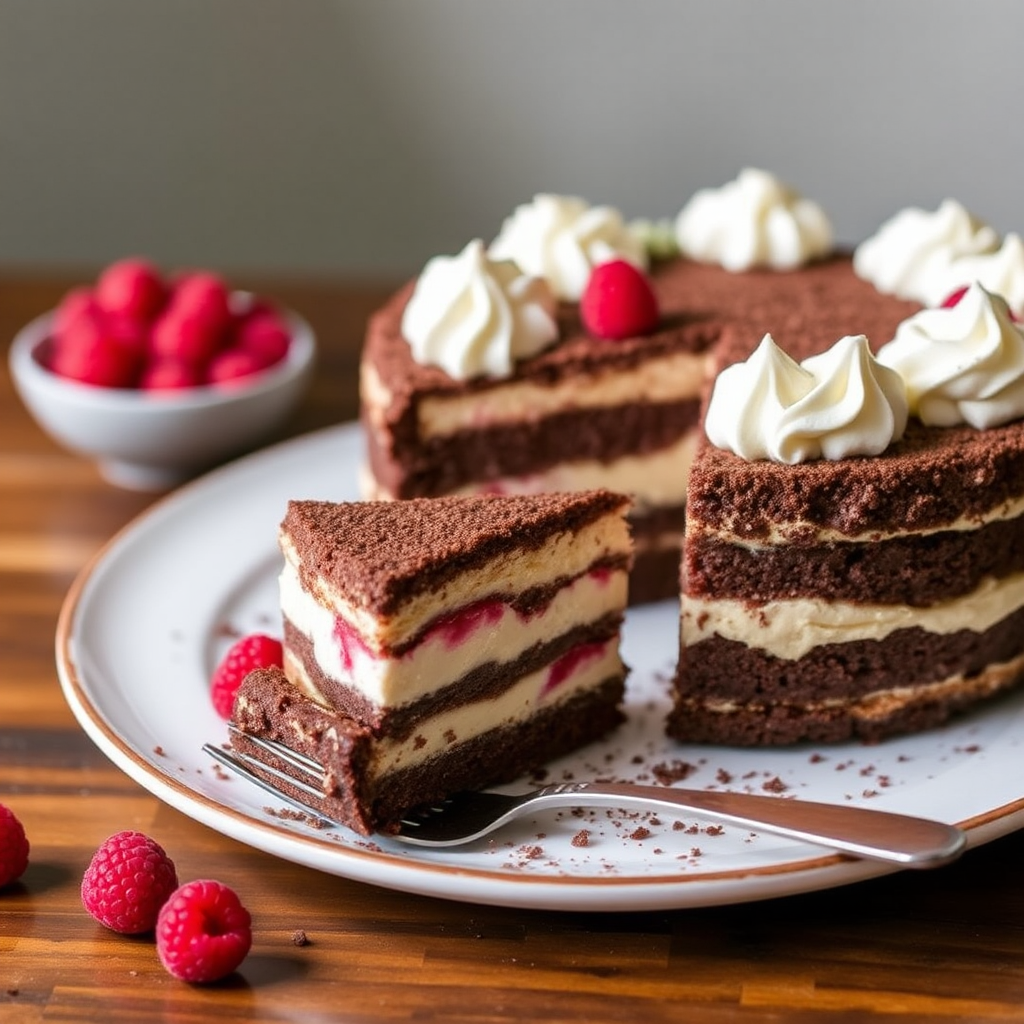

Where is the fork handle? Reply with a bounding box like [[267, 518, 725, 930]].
[[535, 781, 966, 868]]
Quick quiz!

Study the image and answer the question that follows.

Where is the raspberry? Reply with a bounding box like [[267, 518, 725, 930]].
[[156, 879, 252, 983], [170, 273, 232, 334], [940, 285, 969, 309], [139, 357, 204, 391], [103, 313, 150, 361], [580, 259, 660, 340], [81, 831, 178, 934], [54, 286, 101, 335], [150, 308, 227, 367], [50, 314, 141, 388], [95, 258, 167, 324], [940, 284, 1020, 321], [210, 633, 283, 719], [0, 803, 30, 888], [205, 348, 267, 387], [234, 311, 290, 368]]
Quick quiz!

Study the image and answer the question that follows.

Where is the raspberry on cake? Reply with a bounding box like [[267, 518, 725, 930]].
[[230, 490, 633, 834], [489, 193, 647, 302]]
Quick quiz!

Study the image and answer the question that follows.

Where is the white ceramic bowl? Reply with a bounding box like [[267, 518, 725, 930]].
[[9, 304, 316, 490]]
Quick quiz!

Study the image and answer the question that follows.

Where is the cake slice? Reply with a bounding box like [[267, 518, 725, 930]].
[[668, 303, 1024, 745], [231, 490, 632, 834]]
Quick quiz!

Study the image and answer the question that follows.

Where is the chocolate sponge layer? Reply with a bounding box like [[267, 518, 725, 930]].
[[685, 514, 1024, 606], [686, 420, 1024, 544], [365, 399, 701, 499], [283, 490, 629, 619], [667, 605, 1024, 746]]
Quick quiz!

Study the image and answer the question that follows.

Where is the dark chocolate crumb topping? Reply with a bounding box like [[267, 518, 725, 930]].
[[282, 490, 630, 615]]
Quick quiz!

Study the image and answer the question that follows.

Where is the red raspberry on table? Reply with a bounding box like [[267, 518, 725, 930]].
[[0, 803, 30, 888], [95, 258, 167, 324], [210, 633, 283, 719], [580, 259, 660, 340], [156, 879, 252, 983], [81, 830, 178, 933]]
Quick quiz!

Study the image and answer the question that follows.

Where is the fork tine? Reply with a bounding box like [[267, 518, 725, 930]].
[[202, 741, 335, 827], [226, 725, 326, 781], [399, 798, 453, 829]]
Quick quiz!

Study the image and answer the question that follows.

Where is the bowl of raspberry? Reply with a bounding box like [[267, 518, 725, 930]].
[[9, 258, 316, 490]]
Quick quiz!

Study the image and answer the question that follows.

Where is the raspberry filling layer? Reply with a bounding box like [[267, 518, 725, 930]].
[[371, 635, 624, 776], [332, 597, 507, 671], [282, 561, 628, 711], [332, 565, 617, 668], [543, 640, 608, 697]]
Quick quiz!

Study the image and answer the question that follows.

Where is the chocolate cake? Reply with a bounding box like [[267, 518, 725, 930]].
[[231, 489, 632, 834], [360, 253, 923, 601], [670, 416, 1024, 744], [668, 276, 1024, 745], [358, 176, 1024, 745]]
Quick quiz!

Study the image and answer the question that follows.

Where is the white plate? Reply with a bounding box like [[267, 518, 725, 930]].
[[57, 422, 1024, 912]]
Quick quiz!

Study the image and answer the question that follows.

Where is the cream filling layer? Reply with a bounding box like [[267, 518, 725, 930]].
[[362, 351, 711, 442], [361, 431, 697, 512], [693, 494, 1024, 549], [686, 649, 1024, 719], [282, 512, 631, 651], [281, 560, 627, 709], [682, 570, 1024, 660], [366, 639, 623, 779]]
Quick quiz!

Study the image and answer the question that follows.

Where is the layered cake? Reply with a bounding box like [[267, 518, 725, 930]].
[[358, 168, 1024, 745], [231, 489, 632, 833], [668, 274, 1024, 745]]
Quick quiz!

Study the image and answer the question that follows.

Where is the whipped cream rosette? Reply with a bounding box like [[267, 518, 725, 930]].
[[853, 198, 1000, 305], [703, 334, 814, 461], [932, 233, 1024, 316], [674, 168, 833, 272], [705, 333, 908, 463], [877, 281, 1024, 429], [489, 194, 647, 302], [401, 239, 559, 380]]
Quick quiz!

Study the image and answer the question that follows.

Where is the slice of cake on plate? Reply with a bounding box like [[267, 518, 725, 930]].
[[231, 489, 632, 835]]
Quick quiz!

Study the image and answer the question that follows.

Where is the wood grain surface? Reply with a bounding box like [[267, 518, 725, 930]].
[[2, 270, 1023, 1023]]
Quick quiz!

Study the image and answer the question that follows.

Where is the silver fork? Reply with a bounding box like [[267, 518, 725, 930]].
[[202, 732, 967, 869]]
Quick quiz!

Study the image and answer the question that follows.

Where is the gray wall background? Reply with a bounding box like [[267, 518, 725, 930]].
[[1, 0, 1022, 279]]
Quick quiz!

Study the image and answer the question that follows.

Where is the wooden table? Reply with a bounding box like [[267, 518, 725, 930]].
[[2, 270, 1023, 1023]]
